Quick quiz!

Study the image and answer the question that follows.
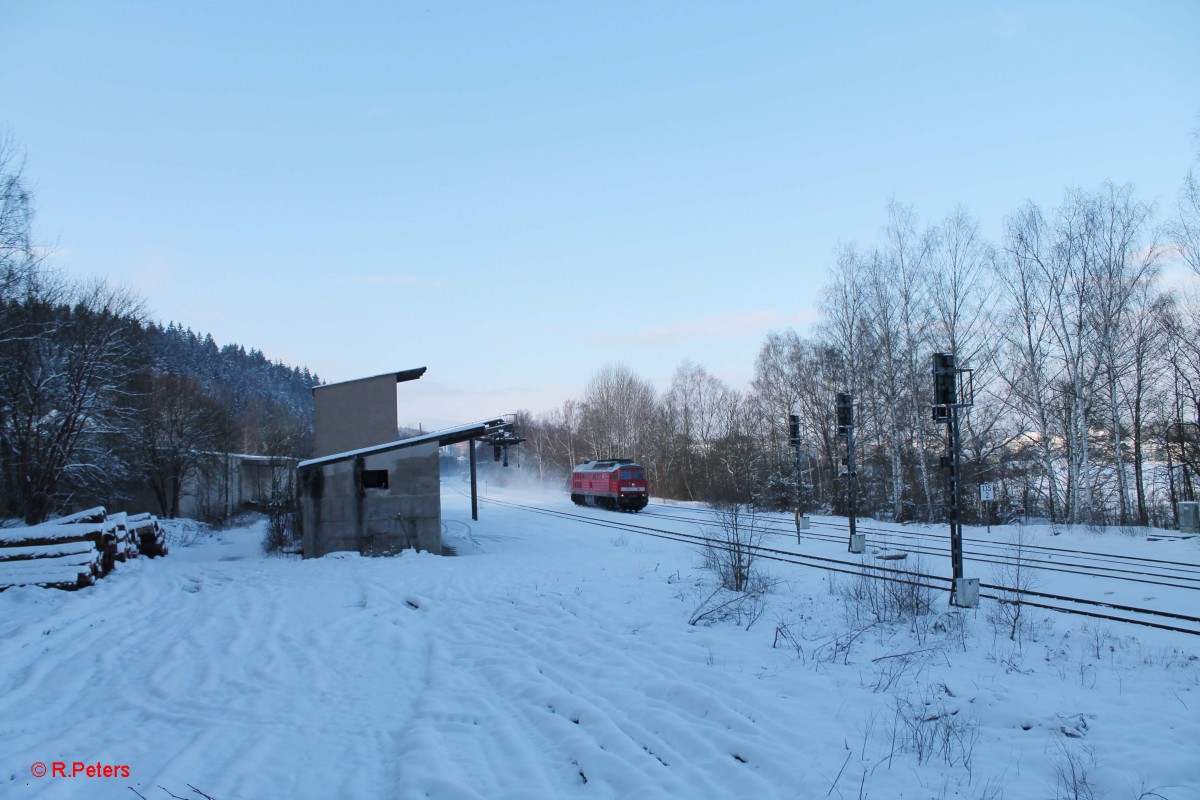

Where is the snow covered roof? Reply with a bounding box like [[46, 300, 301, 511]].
[[298, 418, 510, 470], [573, 459, 639, 473]]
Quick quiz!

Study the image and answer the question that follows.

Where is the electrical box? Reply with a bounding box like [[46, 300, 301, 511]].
[[1179, 501, 1200, 534], [954, 577, 979, 608], [849, 533, 865, 554]]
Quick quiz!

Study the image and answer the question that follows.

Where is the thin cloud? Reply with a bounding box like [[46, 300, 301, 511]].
[[589, 309, 818, 347]]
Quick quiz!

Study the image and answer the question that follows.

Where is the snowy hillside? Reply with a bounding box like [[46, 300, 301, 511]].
[[2, 482, 1198, 799]]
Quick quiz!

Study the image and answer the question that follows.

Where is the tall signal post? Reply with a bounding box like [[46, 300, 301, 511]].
[[932, 352, 978, 607], [788, 414, 801, 487], [837, 393, 863, 553], [789, 413, 809, 539]]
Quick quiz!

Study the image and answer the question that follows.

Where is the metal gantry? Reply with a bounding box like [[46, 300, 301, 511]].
[[468, 422, 526, 521]]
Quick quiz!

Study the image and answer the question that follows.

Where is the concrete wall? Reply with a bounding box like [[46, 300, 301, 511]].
[[313, 374, 399, 458], [300, 441, 441, 558], [180, 456, 293, 521]]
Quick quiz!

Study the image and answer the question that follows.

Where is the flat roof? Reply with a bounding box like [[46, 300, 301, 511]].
[[297, 418, 510, 470], [312, 367, 427, 393]]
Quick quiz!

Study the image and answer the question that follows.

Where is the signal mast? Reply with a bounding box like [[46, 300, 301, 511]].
[[836, 393, 864, 554], [932, 352, 978, 608]]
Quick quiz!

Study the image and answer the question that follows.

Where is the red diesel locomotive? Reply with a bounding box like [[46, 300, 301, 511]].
[[570, 459, 649, 511]]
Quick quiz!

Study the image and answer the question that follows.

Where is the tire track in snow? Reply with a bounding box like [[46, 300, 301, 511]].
[[391, 584, 816, 799], [2, 553, 438, 799]]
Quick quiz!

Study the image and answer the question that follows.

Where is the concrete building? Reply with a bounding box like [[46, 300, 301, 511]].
[[182, 453, 297, 521], [297, 421, 508, 558], [312, 367, 426, 458], [298, 367, 515, 558]]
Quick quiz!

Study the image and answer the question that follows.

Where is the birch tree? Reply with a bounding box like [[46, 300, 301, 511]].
[[1089, 183, 1159, 524], [579, 363, 656, 462], [661, 360, 734, 500], [928, 206, 1006, 519], [862, 248, 910, 520], [1002, 202, 1064, 520], [884, 202, 937, 521]]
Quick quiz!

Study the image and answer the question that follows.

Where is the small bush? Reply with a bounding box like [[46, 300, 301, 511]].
[[689, 572, 774, 631], [987, 527, 1040, 643], [887, 684, 978, 775], [263, 498, 299, 555], [1052, 740, 1097, 800], [838, 555, 935, 627], [700, 502, 765, 593]]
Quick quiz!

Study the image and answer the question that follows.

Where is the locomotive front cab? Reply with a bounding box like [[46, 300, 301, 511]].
[[615, 464, 649, 511]]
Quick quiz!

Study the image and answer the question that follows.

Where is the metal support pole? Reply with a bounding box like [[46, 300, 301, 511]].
[[794, 433, 804, 540], [795, 439, 803, 507], [848, 425, 858, 551], [469, 439, 478, 521], [948, 406, 965, 602]]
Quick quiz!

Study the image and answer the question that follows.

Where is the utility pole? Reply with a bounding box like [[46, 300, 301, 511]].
[[837, 393, 864, 553], [469, 440, 478, 521], [932, 352, 977, 607]]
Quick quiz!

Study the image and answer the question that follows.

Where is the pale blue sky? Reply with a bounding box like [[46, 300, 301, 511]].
[[3, 1, 1198, 428]]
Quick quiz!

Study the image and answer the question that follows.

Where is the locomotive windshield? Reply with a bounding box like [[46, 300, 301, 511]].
[[619, 469, 645, 480]]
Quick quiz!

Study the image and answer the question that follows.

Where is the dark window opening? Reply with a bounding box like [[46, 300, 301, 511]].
[[361, 469, 389, 489]]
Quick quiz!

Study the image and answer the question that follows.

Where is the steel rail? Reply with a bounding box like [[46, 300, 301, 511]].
[[480, 497, 1200, 636]]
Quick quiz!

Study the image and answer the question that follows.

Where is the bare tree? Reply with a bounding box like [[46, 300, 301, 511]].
[[1175, 125, 1200, 276], [0, 133, 38, 299], [1001, 202, 1064, 519], [0, 279, 145, 522], [660, 360, 734, 500], [928, 206, 1009, 522], [1119, 284, 1172, 524], [1090, 184, 1160, 525], [129, 371, 230, 517], [884, 201, 938, 521], [862, 246, 911, 520], [579, 363, 656, 461]]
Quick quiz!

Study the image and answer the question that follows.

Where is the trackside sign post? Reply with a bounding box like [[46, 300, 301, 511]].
[[980, 483, 994, 532]]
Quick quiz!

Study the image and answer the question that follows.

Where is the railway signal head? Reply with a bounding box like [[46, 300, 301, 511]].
[[932, 352, 956, 423], [836, 393, 854, 435], [788, 414, 800, 445]]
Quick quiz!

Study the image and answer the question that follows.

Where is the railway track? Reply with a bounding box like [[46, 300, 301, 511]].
[[640, 503, 1200, 592], [479, 496, 1200, 637]]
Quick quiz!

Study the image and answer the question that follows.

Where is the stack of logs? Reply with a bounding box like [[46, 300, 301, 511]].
[[0, 507, 169, 591]]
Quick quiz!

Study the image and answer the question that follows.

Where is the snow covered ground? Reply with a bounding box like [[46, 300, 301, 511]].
[[2, 480, 1198, 799]]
